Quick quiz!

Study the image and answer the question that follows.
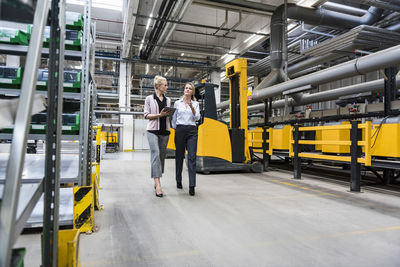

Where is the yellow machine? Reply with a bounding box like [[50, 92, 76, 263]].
[[195, 58, 263, 173], [166, 59, 264, 172], [321, 121, 350, 154], [271, 125, 291, 150], [371, 116, 400, 158]]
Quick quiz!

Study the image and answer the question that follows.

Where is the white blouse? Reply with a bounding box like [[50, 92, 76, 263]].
[[171, 99, 200, 128]]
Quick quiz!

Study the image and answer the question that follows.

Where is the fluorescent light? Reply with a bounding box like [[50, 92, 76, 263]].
[[221, 54, 228, 59], [244, 34, 256, 43], [67, 0, 123, 11], [146, 18, 152, 30], [181, 53, 185, 56], [139, 43, 143, 51]]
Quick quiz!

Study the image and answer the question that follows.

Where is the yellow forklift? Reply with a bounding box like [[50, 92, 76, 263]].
[[195, 58, 263, 173]]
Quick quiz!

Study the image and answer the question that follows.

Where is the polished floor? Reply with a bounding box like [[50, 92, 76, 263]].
[[16, 150, 400, 266]]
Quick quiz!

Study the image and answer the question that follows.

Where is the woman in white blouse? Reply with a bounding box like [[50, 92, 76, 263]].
[[171, 82, 200, 196]]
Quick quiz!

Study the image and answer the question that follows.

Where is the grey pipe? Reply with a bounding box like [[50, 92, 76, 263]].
[[252, 44, 400, 101], [219, 5, 383, 110], [251, 4, 382, 106], [245, 76, 400, 112], [270, 4, 382, 70], [322, 2, 368, 16], [345, 0, 400, 12], [387, 23, 400, 32], [153, 0, 191, 58]]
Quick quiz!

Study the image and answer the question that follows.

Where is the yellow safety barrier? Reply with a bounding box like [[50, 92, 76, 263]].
[[73, 185, 94, 233], [58, 229, 80, 267], [290, 121, 372, 166], [247, 128, 272, 155]]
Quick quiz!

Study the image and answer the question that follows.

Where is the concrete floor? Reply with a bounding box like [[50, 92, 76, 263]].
[[16, 150, 400, 266]]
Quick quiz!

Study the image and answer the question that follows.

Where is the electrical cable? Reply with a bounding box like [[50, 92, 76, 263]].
[[371, 116, 389, 149]]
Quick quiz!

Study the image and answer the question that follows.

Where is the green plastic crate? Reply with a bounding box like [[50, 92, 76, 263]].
[[27, 25, 82, 51], [0, 113, 80, 135], [36, 69, 81, 92], [0, 66, 22, 88], [66, 11, 84, 30], [0, 27, 29, 45], [11, 248, 26, 267]]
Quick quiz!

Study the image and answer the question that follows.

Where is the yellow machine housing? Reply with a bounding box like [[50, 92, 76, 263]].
[[321, 121, 350, 154], [371, 116, 400, 157], [197, 118, 232, 162], [272, 125, 291, 150]]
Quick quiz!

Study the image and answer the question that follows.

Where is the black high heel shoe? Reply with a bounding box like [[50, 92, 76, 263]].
[[155, 185, 163, 197]]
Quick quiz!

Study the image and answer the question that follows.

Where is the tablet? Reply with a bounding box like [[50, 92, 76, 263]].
[[163, 107, 176, 115]]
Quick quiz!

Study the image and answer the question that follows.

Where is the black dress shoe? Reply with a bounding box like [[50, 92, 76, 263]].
[[189, 186, 195, 196], [177, 181, 183, 189]]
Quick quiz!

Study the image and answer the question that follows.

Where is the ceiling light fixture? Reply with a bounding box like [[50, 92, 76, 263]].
[[145, 13, 153, 30]]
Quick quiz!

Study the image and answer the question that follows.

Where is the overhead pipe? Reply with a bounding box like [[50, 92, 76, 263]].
[[218, 44, 400, 109], [141, 0, 176, 59], [245, 76, 400, 112], [253, 4, 382, 93], [151, 0, 184, 58], [153, 0, 193, 58], [218, 4, 383, 110], [345, 0, 400, 12], [253, 44, 400, 101], [322, 2, 368, 16], [387, 23, 400, 32]]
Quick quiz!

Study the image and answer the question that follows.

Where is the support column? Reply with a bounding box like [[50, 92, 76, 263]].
[[263, 99, 270, 171], [210, 71, 221, 104], [119, 61, 133, 151], [350, 120, 361, 192], [293, 124, 301, 179], [384, 66, 398, 116]]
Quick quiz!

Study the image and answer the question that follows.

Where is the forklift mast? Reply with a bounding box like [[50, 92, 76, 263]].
[[226, 58, 251, 163]]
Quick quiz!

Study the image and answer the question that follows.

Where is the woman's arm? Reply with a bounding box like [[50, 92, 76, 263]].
[[144, 96, 170, 120], [147, 109, 170, 120], [171, 101, 178, 128], [193, 101, 201, 121]]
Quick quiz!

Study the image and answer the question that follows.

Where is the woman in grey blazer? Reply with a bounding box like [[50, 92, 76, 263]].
[[144, 75, 173, 197]]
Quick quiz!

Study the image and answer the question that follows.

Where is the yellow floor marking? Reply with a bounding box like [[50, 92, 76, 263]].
[[246, 225, 400, 249], [251, 192, 335, 200], [268, 179, 339, 197]]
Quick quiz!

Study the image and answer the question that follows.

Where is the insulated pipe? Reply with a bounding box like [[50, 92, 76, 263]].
[[245, 76, 400, 112], [253, 44, 400, 101], [269, 4, 382, 70], [387, 23, 400, 32], [218, 6, 383, 110], [345, 0, 400, 12], [272, 76, 400, 109], [151, 0, 184, 58], [154, 0, 193, 58], [250, 4, 382, 106], [322, 2, 368, 16]]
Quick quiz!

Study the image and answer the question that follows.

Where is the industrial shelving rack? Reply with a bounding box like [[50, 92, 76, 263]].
[[0, 0, 94, 265]]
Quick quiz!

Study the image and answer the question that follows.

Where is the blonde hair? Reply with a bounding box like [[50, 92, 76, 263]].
[[185, 82, 196, 101], [153, 75, 166, 90]]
